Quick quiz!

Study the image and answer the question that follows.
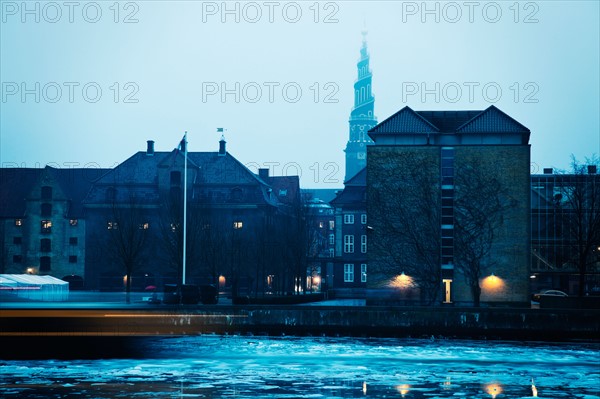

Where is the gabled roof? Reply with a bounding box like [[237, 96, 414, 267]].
[[0, 168, 43, 217], [368, 106, 439, 134], [331, 167, 367, 207], [369, 105, 530, 135], [344, 167, 366, 186], [49, 167, 111, 217], [455, 105, 530, 133]]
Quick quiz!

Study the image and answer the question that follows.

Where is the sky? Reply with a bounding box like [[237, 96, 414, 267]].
[[1, 0, 599, 187]]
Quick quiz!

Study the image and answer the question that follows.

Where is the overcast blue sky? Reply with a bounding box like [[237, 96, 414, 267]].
[[1, 1, 599, 187]]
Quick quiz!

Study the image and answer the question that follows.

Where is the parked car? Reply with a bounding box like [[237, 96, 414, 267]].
[[531, 289, 568, 302]]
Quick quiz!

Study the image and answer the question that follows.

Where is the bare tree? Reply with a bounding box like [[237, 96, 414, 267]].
[[453, 162, 510, 307], [369, 151, 442, 305], [105, 191, 150, 303], [555, 156, 600, 297]]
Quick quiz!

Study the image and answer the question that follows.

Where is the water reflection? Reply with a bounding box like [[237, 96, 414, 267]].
[[0, 336, 598, 399]]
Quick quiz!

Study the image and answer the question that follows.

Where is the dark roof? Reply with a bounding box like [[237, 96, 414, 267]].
[[330, 168, 366, 207], [0, 168, 43, 217], [0, 167, 109, 218], [301, 189, 341, 204], [369, 105, 530, 134], [344, 167, 366, 186], [266, 176, 300, 206]]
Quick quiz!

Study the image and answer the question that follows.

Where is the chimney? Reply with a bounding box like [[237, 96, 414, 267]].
[[259, 168, 269, 180], [543, 168, 553, 174], [218, 136, 226, 156], [588, 165, 597, 174], [146, 140, 155, 156]]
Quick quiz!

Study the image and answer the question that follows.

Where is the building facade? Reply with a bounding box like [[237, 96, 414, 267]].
[[331, 168, 368, 292], [367, 105, 531, 306], [0, 166, 108, 288], [531, 166, 600, 295], [345, 30, 377, 182]]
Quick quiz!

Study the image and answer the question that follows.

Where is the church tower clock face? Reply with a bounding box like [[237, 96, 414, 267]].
[[344, 29, 377, 182]]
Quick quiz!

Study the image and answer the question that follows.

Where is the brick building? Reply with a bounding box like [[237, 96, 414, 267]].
[[367, 105, 531, 306]]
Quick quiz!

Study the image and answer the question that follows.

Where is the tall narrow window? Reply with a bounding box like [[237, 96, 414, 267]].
[[361, 214, 367, 224], [361, 264, 367, 283], [344, 235, 354, 253], [344, 264, 354, 282], [329, 234, 335, 245], [361, 235, 367, 253], [344, 214, 354, 224], [41, 220, 52, 234]]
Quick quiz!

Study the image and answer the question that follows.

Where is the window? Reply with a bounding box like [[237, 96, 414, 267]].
[[69, 237, 78, 245], [41, 203, 52, 217], [13, 255, 22, 263], [329, 220, 335, 230], [279, 189, 287, 196], [361, 235, 367, 253], [139, 222, 149, 230], [170, 171, 181, 186], [69, 219, 78, 226], [344, 264, 354, 282], [344, 235, 354, 253], [233, 221, 243, 230], [329, 248, 334, 258], [15, 219, 23, 227], [13, 237, 22, 245], [107, 221, 118, 230], [41, 186, 52, 200], [319, 221, 324, 229], [361, 214, 367, 224], [329, 234, 335, 245], [170, 223, 178, 232], [41, 220, 52, 234], [40, 238, 51, 252], [361, 264, 367, 282], [40, 256, 51, 272], [344, 214, 354, 224], [69, 255, 77, 263]]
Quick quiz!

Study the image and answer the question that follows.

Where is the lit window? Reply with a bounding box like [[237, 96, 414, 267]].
[[69, 219, 78, 226], [139, 222, 149, 230], [361, 264, 367, 282], [361, 214, 367, 224], [329, 220, 335, 230], [361, 235, 367, 253], [344, 264, 354, 282], [344, 214, 354, 224], [170, 223, 178, 232], [15, 219, 23, 227], [279, 189, 287, 196], [344, 235, 354, 253], [41, 220, 52, 233], [329, 234, 335, 245], [69, 237, 78, 245], [107, 221, 118, 230], [319, 221, 324, 229], [233, 221, 243, 229]]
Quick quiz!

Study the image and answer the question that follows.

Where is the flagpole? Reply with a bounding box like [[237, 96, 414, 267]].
[[182, 131, 188, 286]]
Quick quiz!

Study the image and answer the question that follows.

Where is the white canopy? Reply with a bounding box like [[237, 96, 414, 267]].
[[0, 274, 69, 301]]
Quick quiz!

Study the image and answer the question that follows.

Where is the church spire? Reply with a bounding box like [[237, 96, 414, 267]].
[[344, 30, 377, 182]]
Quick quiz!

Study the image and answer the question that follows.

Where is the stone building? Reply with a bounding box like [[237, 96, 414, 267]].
[[0, 166, 108, 288], [367, 105, 531, 306], [330, 167, 368, 293], [83, 139, 300, 293]]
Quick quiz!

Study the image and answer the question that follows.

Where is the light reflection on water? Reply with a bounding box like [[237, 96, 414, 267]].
[[1, 336, 599, 398]]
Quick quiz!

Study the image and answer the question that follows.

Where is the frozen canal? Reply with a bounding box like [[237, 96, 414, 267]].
[[1, 336, 598, 398]]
